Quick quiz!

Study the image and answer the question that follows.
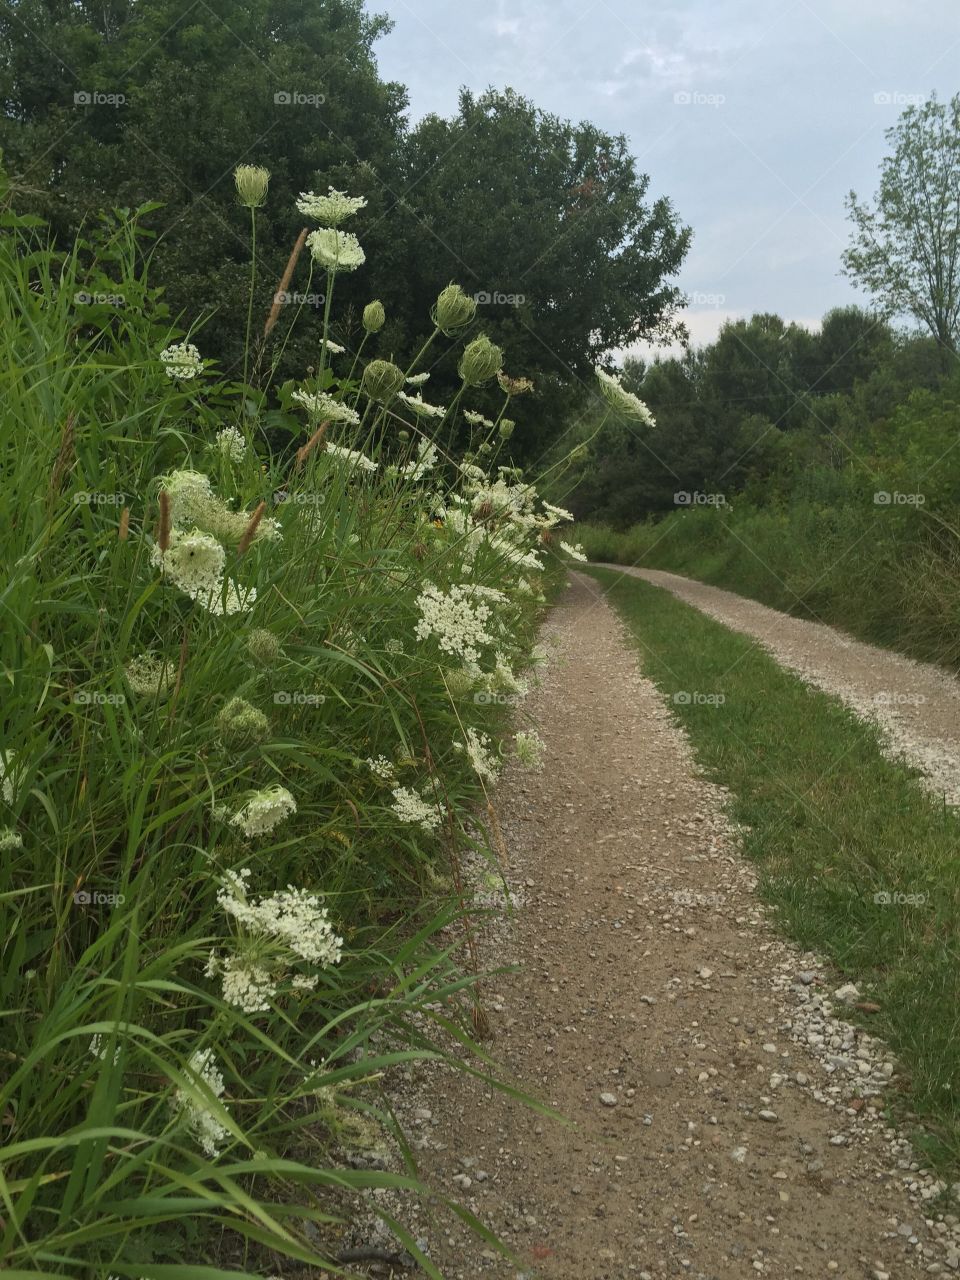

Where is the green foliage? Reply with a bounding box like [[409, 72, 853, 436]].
[[397, 88, 691, 461], [578, 374, 960, 667], [843, 92, 960, 354]]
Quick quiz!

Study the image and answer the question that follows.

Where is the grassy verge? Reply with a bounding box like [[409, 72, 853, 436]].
[[576, 488, 960, 670], [588, 565, 960, 1169]]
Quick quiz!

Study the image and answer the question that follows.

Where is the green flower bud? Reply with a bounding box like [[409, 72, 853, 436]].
[[499, 418, 515, 440], [216, 696, 270, 746], [432, 283, 476, 336], [458, 334, 504, 387], [362, 358, 405, 403], [478, 442, 493, 455], [363, 300, 386, 333], [247, 628, 282, 666], [398, 429, 410, 442], [234, 165, 270, 209]]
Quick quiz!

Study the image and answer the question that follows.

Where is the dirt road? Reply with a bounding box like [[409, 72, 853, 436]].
[[391, 573, 958, 1279], [598, 564, 960, 807]]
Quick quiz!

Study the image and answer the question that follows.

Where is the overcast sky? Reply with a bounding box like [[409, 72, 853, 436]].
[[372, 0, 958, 357]]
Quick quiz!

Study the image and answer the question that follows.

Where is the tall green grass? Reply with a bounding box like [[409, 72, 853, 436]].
[[0, 168, 575, 1277]]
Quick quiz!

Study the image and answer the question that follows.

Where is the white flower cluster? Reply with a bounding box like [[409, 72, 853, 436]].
[[390, 785, 442, 832], [596, 368, 656, 426], [160, 342, 204, 380], [291, 387, 361, 427], [460, 727, 499, 784], [217, 869, 343, 967], [151, 529, 257, 616], [174, 1047, 230, 1157], [415, 583, 496, 665], [365, 755, 396, 781], [398, 438, 438, 482], [162, 470, 280, 546], [215, 426, 246, 463], [230, 785, 297, 837], [296, 188, 367, 226], [559, 540, 588, 562], [324, 443, 378, 473], [205, 952, 277, 1014], [398, 391, 446, 419], [307, 228, 365, 273]]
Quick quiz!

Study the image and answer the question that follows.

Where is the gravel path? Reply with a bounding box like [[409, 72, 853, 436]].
[[389, 573, 959, 1280], [596, 564, 960, 807]]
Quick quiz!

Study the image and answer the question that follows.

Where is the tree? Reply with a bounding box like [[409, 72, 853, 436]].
[[396, 88, 691, 463], [843, 93, 960, 358], [0, 0, 408, 376]]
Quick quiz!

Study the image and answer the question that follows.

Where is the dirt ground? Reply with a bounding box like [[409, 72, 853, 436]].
[[599, 564, 960, 807], [388, 573, 958, 1280]]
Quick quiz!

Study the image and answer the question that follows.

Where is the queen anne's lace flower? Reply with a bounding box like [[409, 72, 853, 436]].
[[217, 869, 343, 967], [390, 785, 442, 832], [320, 338, 346, 354], [365, 755, 396, 781], [152, 527, 225, 598], [296, 188, 368, 226], [307, 228, 366, 272], [596, 368, 656, 426], [459, 727, 499, 783], [415, 583, 496, 665], [175, 1048, 230, 1158], [291, 388, 361, 427], [405, 372, 430, 386], [398, 392, 446, 419], [398, 439, 438, 481], [230, 786, 297, 837], [463, 410, 494, 428], [161, 470, 280, 546], [215, 426, 246, 463], [560, 540, 588, 562], [324, 443, 378, 473], [206, 952, 277, 1013], [124, 652, 174, 698], [541, 500, 575, 525], [160, 342, 204, 380]]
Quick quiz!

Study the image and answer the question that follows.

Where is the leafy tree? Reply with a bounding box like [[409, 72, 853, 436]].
[[0, 0, 408, 376], [396, 88, 691, 463], [843, 93, 960, 358]]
